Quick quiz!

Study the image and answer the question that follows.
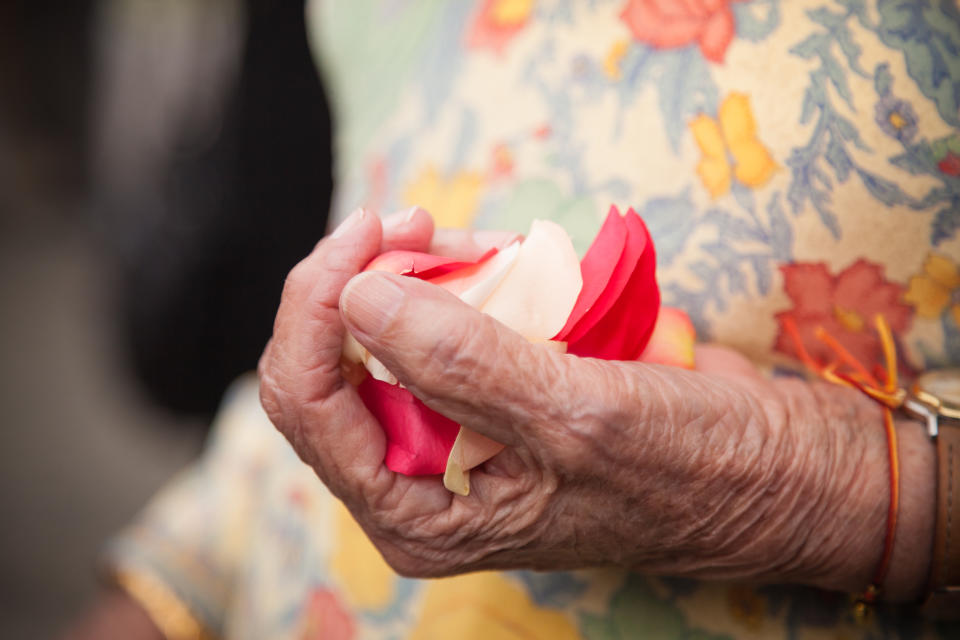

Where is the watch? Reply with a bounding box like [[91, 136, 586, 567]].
[[903, 369, 960, 616]]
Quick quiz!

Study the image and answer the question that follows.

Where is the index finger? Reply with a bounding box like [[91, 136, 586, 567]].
[[259, 209, 427, 497]]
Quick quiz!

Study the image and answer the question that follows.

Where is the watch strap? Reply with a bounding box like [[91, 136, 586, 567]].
[[925, 423, 960, 616]]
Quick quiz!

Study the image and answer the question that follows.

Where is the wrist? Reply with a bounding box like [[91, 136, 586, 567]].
[[798, 403, 934, 602], [882, 417, 935, 602]]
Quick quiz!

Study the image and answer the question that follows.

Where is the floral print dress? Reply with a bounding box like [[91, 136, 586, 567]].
[[108, 1, 960, 638]]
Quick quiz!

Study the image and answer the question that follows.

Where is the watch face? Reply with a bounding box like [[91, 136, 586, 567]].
[[917, 369, 960, 408]]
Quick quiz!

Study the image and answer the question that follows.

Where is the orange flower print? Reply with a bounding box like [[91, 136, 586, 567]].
[[775, 260, 913, 370], [490, 143, 514, 179], [466, 0, 535, 55], [620, 0, 745, 63], [299, 588, 355, 640]]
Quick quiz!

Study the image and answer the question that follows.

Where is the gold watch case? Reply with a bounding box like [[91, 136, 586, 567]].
[[905, 369, 960, 437]]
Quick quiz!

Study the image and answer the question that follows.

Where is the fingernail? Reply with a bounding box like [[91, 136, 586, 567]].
[[341, 272, 406, 337], [382, 206, 422, 231], [331, 208, 367, 239]]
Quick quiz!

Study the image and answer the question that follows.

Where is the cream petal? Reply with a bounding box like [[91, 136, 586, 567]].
[[479, 220, 583, 341]]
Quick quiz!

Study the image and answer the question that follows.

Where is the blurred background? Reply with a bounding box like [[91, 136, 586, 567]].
[[0, 1, 332, 636]]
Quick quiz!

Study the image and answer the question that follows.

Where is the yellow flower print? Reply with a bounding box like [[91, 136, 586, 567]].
[[404, 165, 484, 229], [690, 92, 777, 198], [330, 501, 396, 610], [491, 0, 535, 26], [410, 572, 580, 640], [726, 585, 766, 631], [603, 39, 630, 80], [905, 253, 960, 327]]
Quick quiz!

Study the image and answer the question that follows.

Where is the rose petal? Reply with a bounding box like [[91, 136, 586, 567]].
[[638, 306, 696, 368], [451, 426, 505, 471], [357, 377, 459, 476], [345, 247, 506, 375], [430, 241, 521, 306], [555, 206, 627, 341], [567, 209, 660, 360], [479, 220, 583, 341], [443, 426, 506, 496], [365, 248, 498, 280]]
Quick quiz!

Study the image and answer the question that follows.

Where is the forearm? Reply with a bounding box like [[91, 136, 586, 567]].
[[550, 362, 935, 601]]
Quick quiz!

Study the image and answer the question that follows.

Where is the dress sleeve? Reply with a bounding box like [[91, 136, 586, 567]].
[[101, 375, 281, 638]]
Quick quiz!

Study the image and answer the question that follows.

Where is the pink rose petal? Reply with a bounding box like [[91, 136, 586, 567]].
[[365, 248, 498, 280], [357, 377, 459, 476], [559, 207, 643, 345], [567, 209, 660, 360], [555, 206, 627, 341], [639, 307, 696, 368]]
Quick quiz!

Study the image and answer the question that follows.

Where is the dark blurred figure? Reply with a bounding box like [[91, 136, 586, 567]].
[[0, 2, 94, 225], [93, 0, 333, 420], [2, 1, 332, 634]]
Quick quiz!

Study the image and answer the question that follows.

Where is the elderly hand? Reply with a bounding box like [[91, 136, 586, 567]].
[[258, 208, 935, 602]]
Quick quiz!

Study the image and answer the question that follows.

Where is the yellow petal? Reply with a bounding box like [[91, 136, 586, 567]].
[[603, 39, 629, 80], [690, 113, 726, 159], [690, 114, 732, 197], [491, 0, 535, 26], [951, 303, 960, 329], [718, 92, 756, 145], [696, 156, 732, 198], [923, 253, 960, 290], [904, 274, 950, 318], [718, 93, 776, 189], [833, 305, 866, 332], [731, 138, 777, 188]]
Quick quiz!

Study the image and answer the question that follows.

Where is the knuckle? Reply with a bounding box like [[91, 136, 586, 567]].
[[537, 358, 635, 471], [282, 257, 315, 299], [422, 321, 489, 389]]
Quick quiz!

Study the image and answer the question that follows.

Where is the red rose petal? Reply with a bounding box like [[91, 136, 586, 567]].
[[561, 207, 644, 346], [554, 206, 627, 341], [567, 209, 660, 360], [357, 376, 459, 476], [365, 248, 498, 280]]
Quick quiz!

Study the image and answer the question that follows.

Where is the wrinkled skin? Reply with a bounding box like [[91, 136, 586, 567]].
[[258, 208, 935, 602]]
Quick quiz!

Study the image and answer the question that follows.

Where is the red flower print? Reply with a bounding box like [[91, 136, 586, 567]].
[[466, 0, 534, 55], [619, 0, 744, 63], [774, 260, 912, 370], [938, 151, 960, 177], [300, 588, 355, 640]]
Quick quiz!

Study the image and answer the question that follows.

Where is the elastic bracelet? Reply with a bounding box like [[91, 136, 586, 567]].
[[784, 314, 902, 619]]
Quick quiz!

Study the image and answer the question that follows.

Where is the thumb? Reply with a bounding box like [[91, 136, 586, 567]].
[[339, 271, 570, 446]]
